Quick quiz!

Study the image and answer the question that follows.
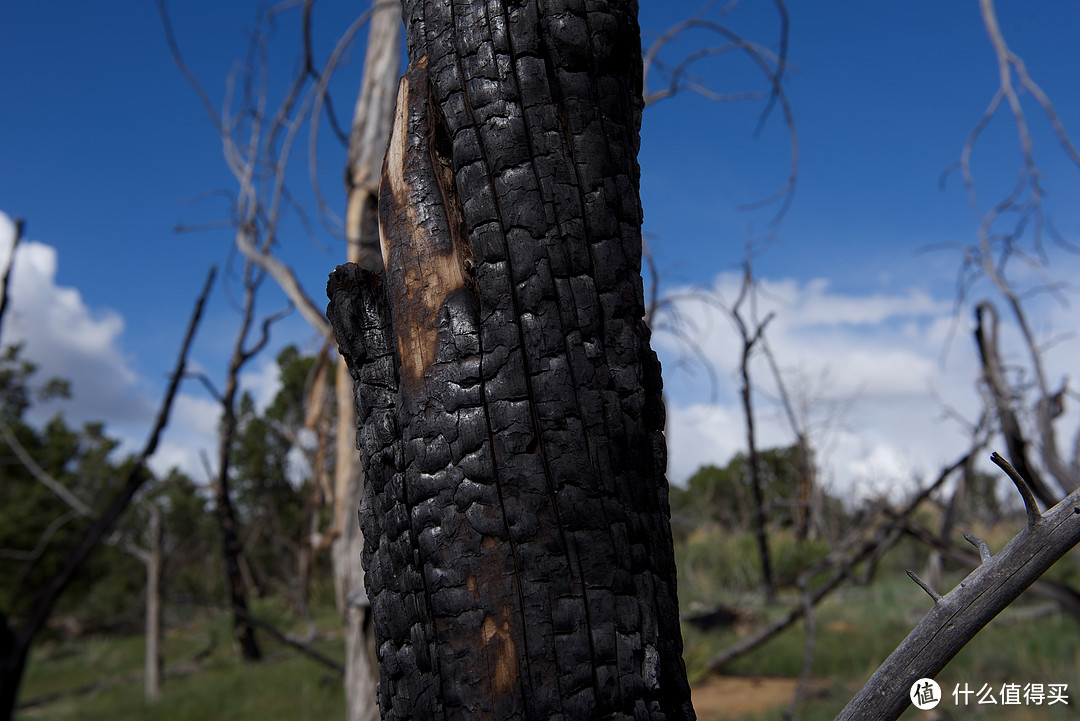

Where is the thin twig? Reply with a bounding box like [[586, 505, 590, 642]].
[[642, 3, 798, 224], [907, 570, 943, 604], [0, 423, 92, 517], [965, 533, 992, 564]]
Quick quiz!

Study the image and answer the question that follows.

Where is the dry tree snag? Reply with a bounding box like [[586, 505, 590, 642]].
[[0, 268, 215, 721], [837, 453, 1080, 721], [327, 0, 694, 718]]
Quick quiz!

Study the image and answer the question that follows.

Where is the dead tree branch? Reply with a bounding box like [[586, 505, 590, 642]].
[[643, 0, 797, 222], [837, 453, 1080, 721], [157, 0, 348, 339], [974, 301, 1062, 505], [898, 512, 1080, 624], [940, 0, 1080, 506], [0, 267, 215, 721], [0, 218, 23, 336], [708, 452, 967, 672]]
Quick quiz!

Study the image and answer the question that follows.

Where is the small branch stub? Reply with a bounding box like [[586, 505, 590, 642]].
[[907, 570, 943, 604], [965, 533, 992, 564], [991, 452, 1043, 528]]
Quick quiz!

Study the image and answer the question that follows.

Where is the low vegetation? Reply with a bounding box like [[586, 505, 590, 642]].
[[13, 446, 1079, 720]]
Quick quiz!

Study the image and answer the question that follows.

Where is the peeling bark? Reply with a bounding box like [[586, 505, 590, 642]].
[[327, 1, 693, 718]]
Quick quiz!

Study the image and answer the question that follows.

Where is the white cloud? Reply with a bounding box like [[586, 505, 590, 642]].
[[655, 272, 991, 498], [0, 213, 153, 426], [141, 393, 222, 480], [240, 357, 282, 412], [0, 212, 222, 483]]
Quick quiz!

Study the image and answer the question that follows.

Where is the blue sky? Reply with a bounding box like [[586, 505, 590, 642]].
[[2, 1, 1079, 493]]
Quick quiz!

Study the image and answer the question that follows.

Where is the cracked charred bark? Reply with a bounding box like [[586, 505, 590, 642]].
[[326, 0, 694, 718]]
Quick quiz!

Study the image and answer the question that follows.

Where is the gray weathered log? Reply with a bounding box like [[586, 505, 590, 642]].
[[836, 457, 1080, 721], [327, 0, 694, 718]]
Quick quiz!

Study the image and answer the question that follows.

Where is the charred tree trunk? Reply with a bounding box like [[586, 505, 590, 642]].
[[793, 434, 814, 541], [334, 2, 402, 720], [740, 360, 774, 602], [213, 428, 262, 661], [212, 262, 264, 663], [0, 615, 24, 721], [327, 0, 694, 718], [974, 302, 1059, 507]]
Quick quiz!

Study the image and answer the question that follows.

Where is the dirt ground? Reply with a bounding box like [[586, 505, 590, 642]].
[[691, 676, 831, 720]]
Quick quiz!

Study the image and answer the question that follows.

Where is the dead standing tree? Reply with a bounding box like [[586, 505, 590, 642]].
[[334, 5, 401, 721], [327, 0, 695, 717], [0, 267, 214, 721], [729, 258, 776, 602], [944, 0, 1080, 505], [159, 2, 399, 713]]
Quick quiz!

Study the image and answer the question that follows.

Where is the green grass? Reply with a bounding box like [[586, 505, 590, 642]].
[[14, 528, 1080, 720], [15, 599, 347, 721], [680, 528, 1080, 720]]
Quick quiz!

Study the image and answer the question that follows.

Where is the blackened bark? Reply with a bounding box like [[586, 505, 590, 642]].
[[336, 4, 401, 720], [327, 1, 694, 718], [793, 435, 813, 541], [215, 384, 262, 662], [0, 613, 23, 721], [740, 360, 774, 602], [213, 264, 264, 663]]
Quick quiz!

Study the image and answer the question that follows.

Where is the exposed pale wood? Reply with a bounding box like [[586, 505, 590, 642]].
[[327, 1, 695, 717], [335, 3, 401, 721], [145, 504, 163, 703]]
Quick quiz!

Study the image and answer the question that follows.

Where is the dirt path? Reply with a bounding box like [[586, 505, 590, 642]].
[[691, 675, 830, 720]]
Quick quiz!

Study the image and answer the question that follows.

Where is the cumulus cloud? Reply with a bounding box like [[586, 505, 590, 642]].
[[0, 213, 152, 426], [240, 357, 283, 412], [0, 212, 221, 482], [655, 272, 984, 496], [4, 210, 1076, 502]]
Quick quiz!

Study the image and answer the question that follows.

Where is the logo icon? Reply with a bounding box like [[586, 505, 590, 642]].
[[911, 678, 941, 710]]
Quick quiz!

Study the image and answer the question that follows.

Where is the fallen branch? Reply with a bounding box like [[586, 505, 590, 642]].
[[708, 453, 968, 671], [235, 609, 344, 675], [837, 453, 1080, 720], [169, 594, 343, 675]]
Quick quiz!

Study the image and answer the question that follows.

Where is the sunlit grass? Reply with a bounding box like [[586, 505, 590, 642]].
[[14, 528, 1080, 721], [680, 528, 1080, 720], [16, 600, 346, 721]]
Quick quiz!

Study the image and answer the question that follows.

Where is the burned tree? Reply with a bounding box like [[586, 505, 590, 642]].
[[327, 0, 694, 718]]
